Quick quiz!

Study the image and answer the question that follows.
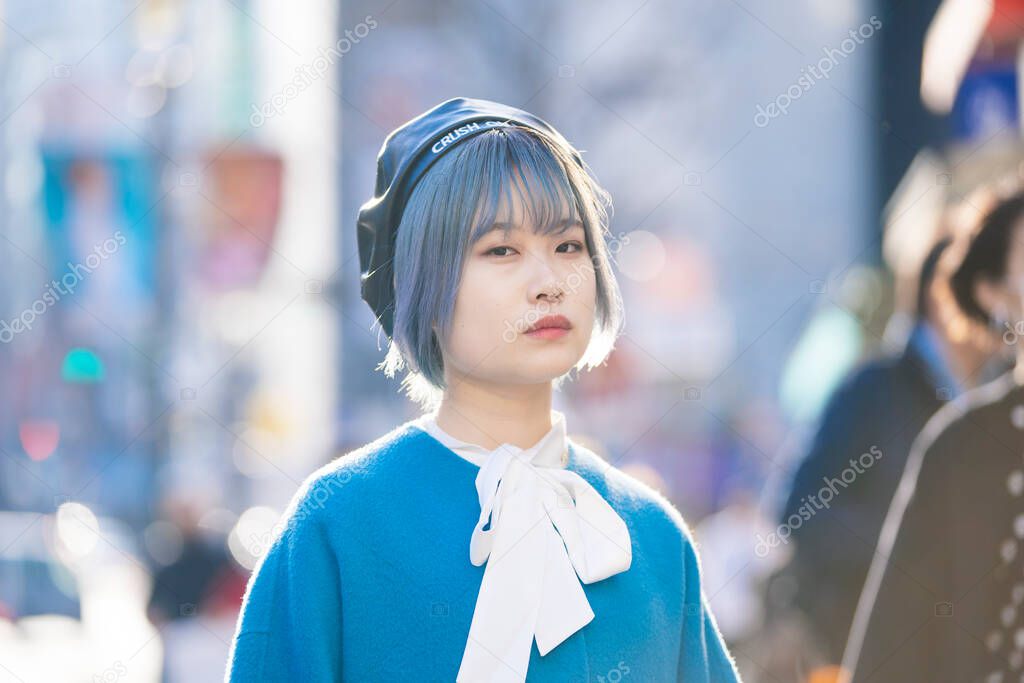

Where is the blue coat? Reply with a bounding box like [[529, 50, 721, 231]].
[[226, 420, 741, 682]]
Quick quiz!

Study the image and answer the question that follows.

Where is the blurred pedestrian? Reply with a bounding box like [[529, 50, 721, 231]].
[[768, 232, 989, 666], [843, 187, 1024, 682]]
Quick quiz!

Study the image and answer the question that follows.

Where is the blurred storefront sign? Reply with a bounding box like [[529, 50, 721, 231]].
[[924, 0, 1024, 140], [199, 148, 283, 290]]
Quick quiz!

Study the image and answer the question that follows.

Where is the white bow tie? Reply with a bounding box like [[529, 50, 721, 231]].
[[425, 413, 632, 683]]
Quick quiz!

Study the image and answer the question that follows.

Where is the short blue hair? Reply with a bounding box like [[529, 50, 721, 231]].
[[380, 125, 624, 408]]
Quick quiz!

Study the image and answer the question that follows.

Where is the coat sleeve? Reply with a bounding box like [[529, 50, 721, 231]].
[[679, 534, 743, 682], [225, 483, 344, 682]]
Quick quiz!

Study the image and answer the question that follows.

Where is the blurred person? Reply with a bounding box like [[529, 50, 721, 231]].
[[842, 188, 1024, 682], [148, 494, 244, 683], [767, 232, 994, 674], [146, 495, 234, 626], [225, 98, 741, 682]]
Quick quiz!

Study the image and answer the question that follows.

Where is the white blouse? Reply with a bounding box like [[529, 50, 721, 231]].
[[414, 409, 633, 683]]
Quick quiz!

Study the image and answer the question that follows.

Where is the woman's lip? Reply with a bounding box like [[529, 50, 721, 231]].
[[525, 327, 570, 340], [527, 315, 572, 332]]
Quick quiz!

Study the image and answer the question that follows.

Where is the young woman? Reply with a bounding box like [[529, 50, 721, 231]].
[[842, 188, 1024, 682], [225, 97, 741, 682]]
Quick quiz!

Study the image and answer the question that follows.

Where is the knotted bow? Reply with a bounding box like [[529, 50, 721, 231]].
[[455, 416, 632, 683]]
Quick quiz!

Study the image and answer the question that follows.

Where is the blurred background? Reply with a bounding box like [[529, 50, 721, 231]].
[[0, 0, 1021, 680]]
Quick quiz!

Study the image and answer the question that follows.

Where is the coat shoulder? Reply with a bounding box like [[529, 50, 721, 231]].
[[275, 421, 428, 530]]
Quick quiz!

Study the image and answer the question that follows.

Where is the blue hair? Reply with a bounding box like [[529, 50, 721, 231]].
[[381, 125, 624, 408]]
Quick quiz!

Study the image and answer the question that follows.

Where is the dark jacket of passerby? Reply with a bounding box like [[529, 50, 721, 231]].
[[844, 370, 1024, 682]]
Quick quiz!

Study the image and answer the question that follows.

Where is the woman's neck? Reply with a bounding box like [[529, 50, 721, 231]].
[[434, 375, 555, 450]]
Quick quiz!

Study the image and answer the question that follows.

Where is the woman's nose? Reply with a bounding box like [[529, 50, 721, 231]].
[[525, 251, 565, 303], [536, 284, 565, 303]]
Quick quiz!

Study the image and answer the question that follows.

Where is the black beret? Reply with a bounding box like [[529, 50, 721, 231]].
[[356, 97, 581, 339]]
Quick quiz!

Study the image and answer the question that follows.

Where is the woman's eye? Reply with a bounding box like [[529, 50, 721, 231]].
[[557, 241, 586, 254], [485, 246, 517, 257]]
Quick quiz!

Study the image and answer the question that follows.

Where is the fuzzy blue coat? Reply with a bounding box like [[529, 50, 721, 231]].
[[225, 420, 741, 682]]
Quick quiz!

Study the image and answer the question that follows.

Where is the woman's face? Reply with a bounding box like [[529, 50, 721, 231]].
[[440, 184, 598, 388]]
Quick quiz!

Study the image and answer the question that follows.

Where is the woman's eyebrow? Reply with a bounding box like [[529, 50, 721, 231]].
[[483, 222, 519, 237], [555, 220, 585, 233], [483, 219, 583, 237]]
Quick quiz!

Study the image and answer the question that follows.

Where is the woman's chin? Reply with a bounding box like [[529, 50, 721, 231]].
[[507, 354, 582, 384]]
